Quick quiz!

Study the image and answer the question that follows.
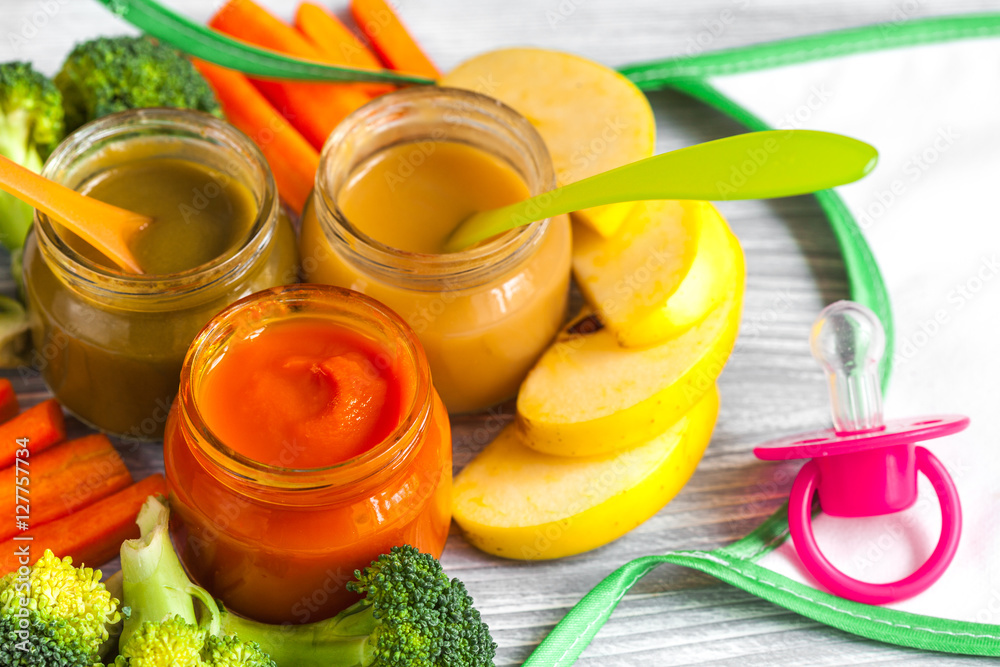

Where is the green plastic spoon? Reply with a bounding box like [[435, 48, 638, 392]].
[[444, 129, 877, 252]]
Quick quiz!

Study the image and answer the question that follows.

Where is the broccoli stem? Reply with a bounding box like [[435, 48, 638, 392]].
[[118, 497, 221, 650], [0, 109, 43, 251], [219, 604, 376, 667], [0, 108, 34, 164]]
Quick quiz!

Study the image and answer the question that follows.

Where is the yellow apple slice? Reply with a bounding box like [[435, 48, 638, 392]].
[[440, 47, 655, 237], [453, 387, 718, 560], [574, 200, 733, 347], [517, 220, 743, 456]]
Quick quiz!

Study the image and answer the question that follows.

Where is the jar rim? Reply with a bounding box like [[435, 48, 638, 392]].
[[312, 87, 556, 289], [34, 108, 278, 299], [177, 284, 434, 499]]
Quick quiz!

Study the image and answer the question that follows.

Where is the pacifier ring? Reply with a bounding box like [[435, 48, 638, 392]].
[[788, 446, 962, 605]]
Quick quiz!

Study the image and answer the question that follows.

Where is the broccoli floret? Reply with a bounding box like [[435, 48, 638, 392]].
[[219, 546, 498, 667], [114, 616, 276, 667], [0, 62, 65, 251], [342, 546, 497, 666], [118, 496, 496, 667], [115, 616, 206, 666], [202, 633, 279, 667], [55, 35, 222, 132], [0, 550, 121, 667]]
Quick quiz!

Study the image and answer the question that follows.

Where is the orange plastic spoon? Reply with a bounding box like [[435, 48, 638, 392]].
[[0, 155, 151, 273]]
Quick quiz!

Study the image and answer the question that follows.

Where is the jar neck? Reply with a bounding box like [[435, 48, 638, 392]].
[[174, 285, 435, 507], [35, 108, 278, 309], [312, 87, 556, 292]]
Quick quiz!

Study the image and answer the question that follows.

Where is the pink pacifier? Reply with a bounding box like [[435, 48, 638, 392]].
[[753, 301, 968, 605]]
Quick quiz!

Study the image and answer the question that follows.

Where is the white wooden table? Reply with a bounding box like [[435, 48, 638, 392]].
[[2, 0, 997, 664]]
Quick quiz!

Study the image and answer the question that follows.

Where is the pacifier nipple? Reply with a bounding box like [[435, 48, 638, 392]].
[[810, 301, 885, 434]]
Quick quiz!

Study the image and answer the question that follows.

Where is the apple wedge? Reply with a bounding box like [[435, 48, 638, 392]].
[[453, 387, 719, 560], [517, 219, 744, 456], [574, 200, 733, 347], [440, 47, 655, 237]]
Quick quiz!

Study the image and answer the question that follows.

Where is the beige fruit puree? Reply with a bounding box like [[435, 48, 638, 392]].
[[300, 88, 571, 413]]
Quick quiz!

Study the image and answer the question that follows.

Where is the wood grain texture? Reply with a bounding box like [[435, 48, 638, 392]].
[[1, 0, 995, 664]]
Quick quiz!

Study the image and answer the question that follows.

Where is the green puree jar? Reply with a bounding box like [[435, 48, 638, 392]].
[[22, 109, 299, 440]]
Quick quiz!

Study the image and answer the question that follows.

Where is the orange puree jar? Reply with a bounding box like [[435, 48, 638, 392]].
[[300, 88, 572, 413], [163, 285, 451, 624]]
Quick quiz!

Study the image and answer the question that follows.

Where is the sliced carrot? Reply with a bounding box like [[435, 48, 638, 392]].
[[193, 59, 320, 215], [0, 434, 132, 542], [0, 379, 19, 424], [210, 0, 372, 149], [0, 399, 66, 469], [0, 474, 167, 573], [294, 2, 393, 97], [349, 0, 440, 80]]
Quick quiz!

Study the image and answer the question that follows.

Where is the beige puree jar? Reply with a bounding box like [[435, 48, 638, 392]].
[[299, 87, 572, 413]]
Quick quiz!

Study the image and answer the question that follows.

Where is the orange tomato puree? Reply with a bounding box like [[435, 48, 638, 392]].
[[166, 389, 452, 623], [164, 288, 452, 624], [198, 318, 403, 468]]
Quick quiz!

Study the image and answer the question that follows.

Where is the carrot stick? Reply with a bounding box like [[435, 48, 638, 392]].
[[0, 474, 167, 573], [349, 0, 440, 80], [212, 0, 321, 56], [0, 379, 19, 424], [193, 59, 320, 215], [0, 399, 65, 469], [210, 0, 372, 149], [0, 434, 132, 542], [294, 2, 393, 97]]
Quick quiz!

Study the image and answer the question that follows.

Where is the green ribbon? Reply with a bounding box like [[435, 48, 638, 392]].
[[93, 0, 434, 85], [618, 13, 1000, 89], [525, 13, 1000, 664], [525, 508, 1000, 665]]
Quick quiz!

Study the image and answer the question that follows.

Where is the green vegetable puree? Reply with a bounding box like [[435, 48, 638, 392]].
[[71, 158, 257, 274], [23, 142, 300, 440]]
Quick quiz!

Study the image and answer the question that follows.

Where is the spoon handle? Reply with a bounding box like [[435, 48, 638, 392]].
[[445, 130, 877, 252], [0, 156, 149, 273]]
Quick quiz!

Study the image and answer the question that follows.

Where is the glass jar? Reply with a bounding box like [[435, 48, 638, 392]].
[[300, 87, 572, 413], [22, 108, 299, 440], [164, 284, 452, 624]]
